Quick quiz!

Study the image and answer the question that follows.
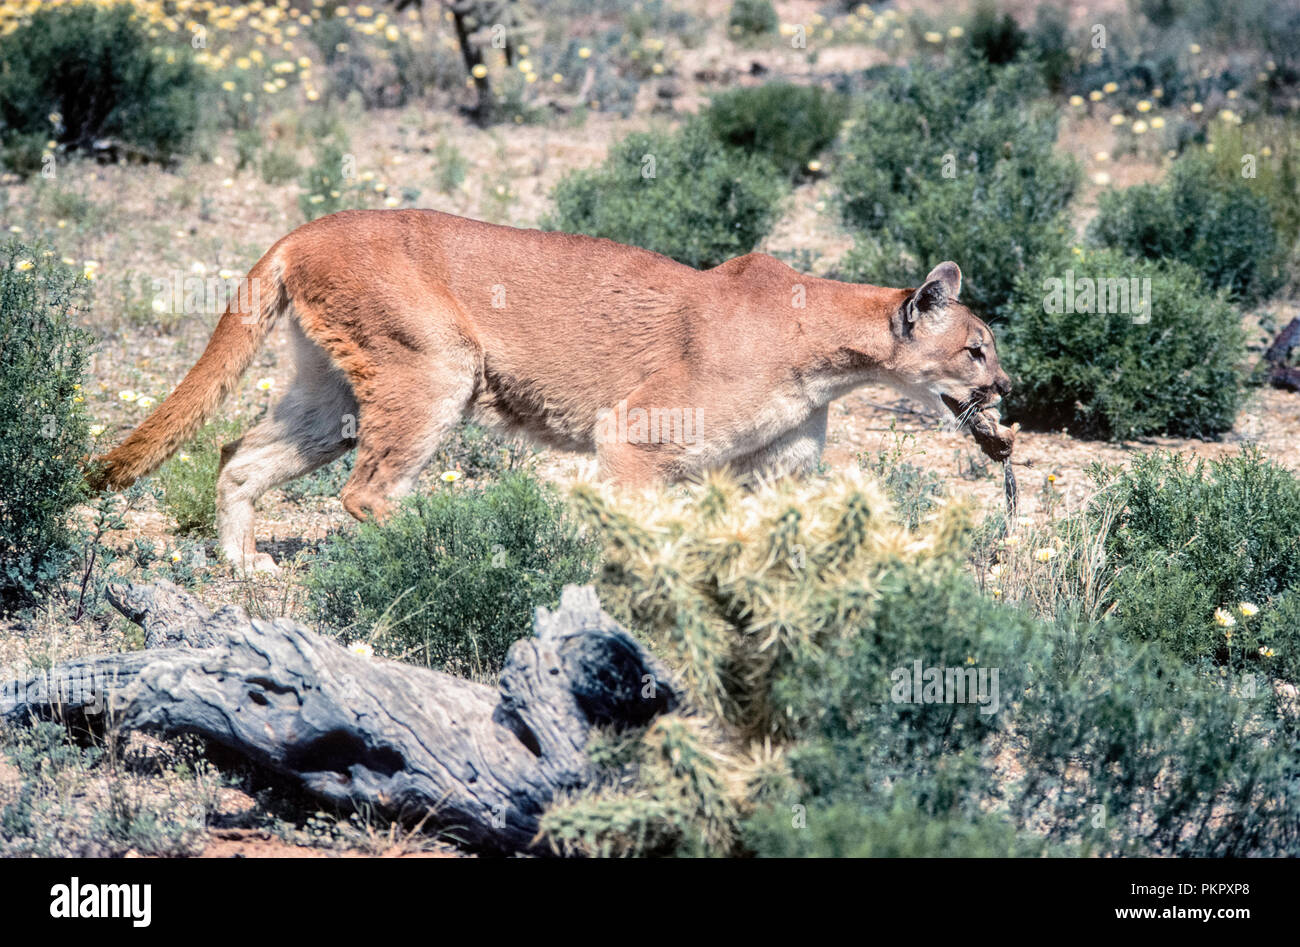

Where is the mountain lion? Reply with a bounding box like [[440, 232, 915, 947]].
[[90, 210, 1015, 572]]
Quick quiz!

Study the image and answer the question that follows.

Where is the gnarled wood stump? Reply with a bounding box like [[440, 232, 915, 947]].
[[0, 582, 677, 854]]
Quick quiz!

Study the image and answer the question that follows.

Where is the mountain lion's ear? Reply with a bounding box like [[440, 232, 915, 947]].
[[924, 261, 961, 300], [892, 262, 961, 339]]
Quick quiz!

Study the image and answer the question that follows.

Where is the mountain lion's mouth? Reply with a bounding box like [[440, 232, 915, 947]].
[[941, 393, 1016, 462]]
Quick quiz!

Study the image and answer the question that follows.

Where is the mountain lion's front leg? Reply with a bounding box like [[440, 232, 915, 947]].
[[727, 404, 828, 481], [593, 382, 697, 486]]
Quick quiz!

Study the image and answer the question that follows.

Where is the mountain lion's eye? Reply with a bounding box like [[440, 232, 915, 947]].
[[968, 346, 985, 361]]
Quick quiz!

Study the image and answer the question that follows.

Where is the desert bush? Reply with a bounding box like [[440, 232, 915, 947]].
[[156, 418, 245, 537], [963, 0, 1028, 66], [299, 139, 374, 221], [1134, 0, 1300, 69], [432, 138, 469, 194], [1092, 447, 1300, 682], [547, 471, 1300, 857], [0, 4, 203, 170], [260, 145, 302, 185], [430, 420, 531, 480], [728, 0, 778, 38], [545, 122, 786, 269], [1088, 154, 1284, 303], [1023, 4, 1073, 93], [0, 723, 217, 857], [999, 247, 1245, 439], [282, 420, 525, 504], [743, 796, 1048, 857], [857, 425, 945, 530], [699, 83, 847, 181], [835, 60, 1077, 317], [1205, 119, 1300, 273], [0, 245, 92, 603], [306, 472, 597, 678], [308, 8, 460, 108]]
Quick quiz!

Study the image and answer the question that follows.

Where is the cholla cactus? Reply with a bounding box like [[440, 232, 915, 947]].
[[540, 469, 970, 855], [571, 468, 970, 738]]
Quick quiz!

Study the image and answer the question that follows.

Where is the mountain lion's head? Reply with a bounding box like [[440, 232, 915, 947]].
[[885, 261, 1012, 429]]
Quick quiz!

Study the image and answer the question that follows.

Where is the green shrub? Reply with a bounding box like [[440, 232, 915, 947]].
[[282, 421, 524, 505], [1000, 247, 1245, 440], [306, 472, 597, 678], [1134, 0, 1300, 68], [728, 0, 778, 38], [962, 1, 1075, 92], [307, 7, 460, 109], [964, 1, 1028, 65], [0, 244, 92, 604], [0, 4, 203, 170], [430, 420, 530, 480], [553, 473, 1300, 857], [835, 60, 1077, 317], [156, 418, 245, 537], [1088, 154, 1284, 303], [699, 83, 847, 181], [260, 146, 301, 185], [1206, 119, 1300, 265], [857, 425, 945, 530], [766, 555, 1300, 856], [299, 139, 374, 221], [744, 796, 1048, 857], [432, 138, 468, 194], [1093, 448, 1300, 682], [545, 122, 787, 270]]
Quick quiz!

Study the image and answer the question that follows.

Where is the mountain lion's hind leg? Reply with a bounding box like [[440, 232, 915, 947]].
[[339, 343, 479, 523]]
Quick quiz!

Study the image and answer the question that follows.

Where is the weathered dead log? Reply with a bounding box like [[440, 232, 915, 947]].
[[1, 581, 677, 854], [1264, 315, 1300, 392]]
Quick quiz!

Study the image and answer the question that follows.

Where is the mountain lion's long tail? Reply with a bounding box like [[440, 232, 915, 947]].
[[87, 256, 291, 491]]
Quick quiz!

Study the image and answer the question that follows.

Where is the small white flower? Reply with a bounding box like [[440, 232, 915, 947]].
[[349, 642, 375, 659]]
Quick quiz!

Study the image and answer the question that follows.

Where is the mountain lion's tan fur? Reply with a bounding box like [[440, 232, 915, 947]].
[[90, 210, 1012, 572]]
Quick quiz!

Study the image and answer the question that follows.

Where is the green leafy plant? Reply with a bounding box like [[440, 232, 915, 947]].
[[546, 121, 786, 270], [1000, 247, 1245, 440], [0, 244, 92, 603], [1088, 153, 1284, 303], [0, 4, 204, 171], [432, 138, 468, 194], [546, 470, 1300, 857], [260, 145, 302, 185], [728, 0, 778, 39], [1091, 448, 1300, 682], [1205, 119, 1300, 268], [857, 424, 945, 530], [298, 139, 373, 221], [156, 418, 245, 536], [963, 0, 1028, 66], [306, 472, 597, 677], [699, 83, 846, 181], [835, 59, 1077, 317]]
